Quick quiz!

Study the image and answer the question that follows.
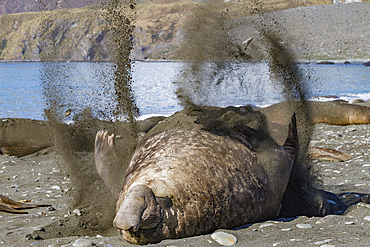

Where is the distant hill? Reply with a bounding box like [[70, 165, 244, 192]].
[[0, 1, 195, 61], [0, 0, 106, 15], [0, 0, 368, 61], [0, 0, 337, 15]]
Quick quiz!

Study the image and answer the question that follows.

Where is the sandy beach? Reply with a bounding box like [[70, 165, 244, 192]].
[[0, 113, 369, 246]]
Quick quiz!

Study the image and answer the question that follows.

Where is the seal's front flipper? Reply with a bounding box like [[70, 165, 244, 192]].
[[114, 185, 162, 232], [94, 130, 120, 199], [283, 112, 298, 162]]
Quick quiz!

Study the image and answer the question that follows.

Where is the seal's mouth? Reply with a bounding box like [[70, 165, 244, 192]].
[[113, 211, 161, 232], [118, 226, 163, 245]]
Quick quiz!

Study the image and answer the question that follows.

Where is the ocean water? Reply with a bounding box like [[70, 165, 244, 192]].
[[0, 61, 369, 121]]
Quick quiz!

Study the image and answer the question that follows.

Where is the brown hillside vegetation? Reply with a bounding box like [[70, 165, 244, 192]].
[[0, 0, 334, 15], [0, 0, 368, 61], [0, 0, 106, 15]]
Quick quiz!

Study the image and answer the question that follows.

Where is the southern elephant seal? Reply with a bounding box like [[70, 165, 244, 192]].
[[94, 106, 298, 244], [259, 101, 370, 127]]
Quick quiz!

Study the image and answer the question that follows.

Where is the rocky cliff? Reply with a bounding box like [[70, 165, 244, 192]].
[[0, 1, 192, 61], [0, 0, 106, 15], [0, 8, 109, 61]]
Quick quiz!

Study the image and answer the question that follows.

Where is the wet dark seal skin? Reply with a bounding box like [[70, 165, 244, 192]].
[[94, 107, 298, 244]]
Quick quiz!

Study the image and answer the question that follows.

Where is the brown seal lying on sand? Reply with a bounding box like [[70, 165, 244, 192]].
[[259, 101, 370, 126], [94, 106, 298, 244]]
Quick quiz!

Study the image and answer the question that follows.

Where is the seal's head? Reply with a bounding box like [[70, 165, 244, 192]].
[[114, 185, 166, 244]]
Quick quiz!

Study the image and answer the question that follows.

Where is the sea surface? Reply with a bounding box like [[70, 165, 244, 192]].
[[0, 61, 369, 121]]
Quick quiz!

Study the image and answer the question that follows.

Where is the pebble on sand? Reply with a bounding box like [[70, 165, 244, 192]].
[[73, 209, 82, 216], [314, 239, 333, 245], [345, 221, 355, 225], [296, 223, 313, 229], [259, 223, 274, 228], [211, 231, 237, 246], [364, 216, 370, 221], [72, 238, 94, 247], [51, 185, 61, 190], [281, 228, 292, 231], [316, 215, 337, 224]]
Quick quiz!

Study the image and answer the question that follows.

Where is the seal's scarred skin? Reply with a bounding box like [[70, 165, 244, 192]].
[[94, 108, 298, 244]]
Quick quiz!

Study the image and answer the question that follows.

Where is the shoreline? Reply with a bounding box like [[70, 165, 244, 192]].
[[1, 58, 370, 64], [1, 101, 369, 123]]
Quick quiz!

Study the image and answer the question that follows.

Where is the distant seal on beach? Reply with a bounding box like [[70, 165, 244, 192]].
[[259, 101, 370, 127], [94, 106, 298, 244]]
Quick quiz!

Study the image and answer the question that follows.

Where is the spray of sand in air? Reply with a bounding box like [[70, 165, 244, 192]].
[[36, 0, 320, 239], [37, 0, 138, 237], [175, 0, 315, 209]]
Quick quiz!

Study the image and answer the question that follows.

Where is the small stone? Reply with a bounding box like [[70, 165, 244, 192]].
[[314, 239, 333, 245], [296, 223, 313, 229], [364, 216, 370, 221], [316, 215, 335, 224], [211, 231, 237, 246], [281, 228, 292, 231], [259, 223, 274, 228], [72, 238, 94, 247], [73, 209, 82, 216], [345, 221, 355, 225], [47, 207, 56, 212], [355, 183, 366, 187], [51, 185, 61, 190], [105, 245, 114, 247]]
